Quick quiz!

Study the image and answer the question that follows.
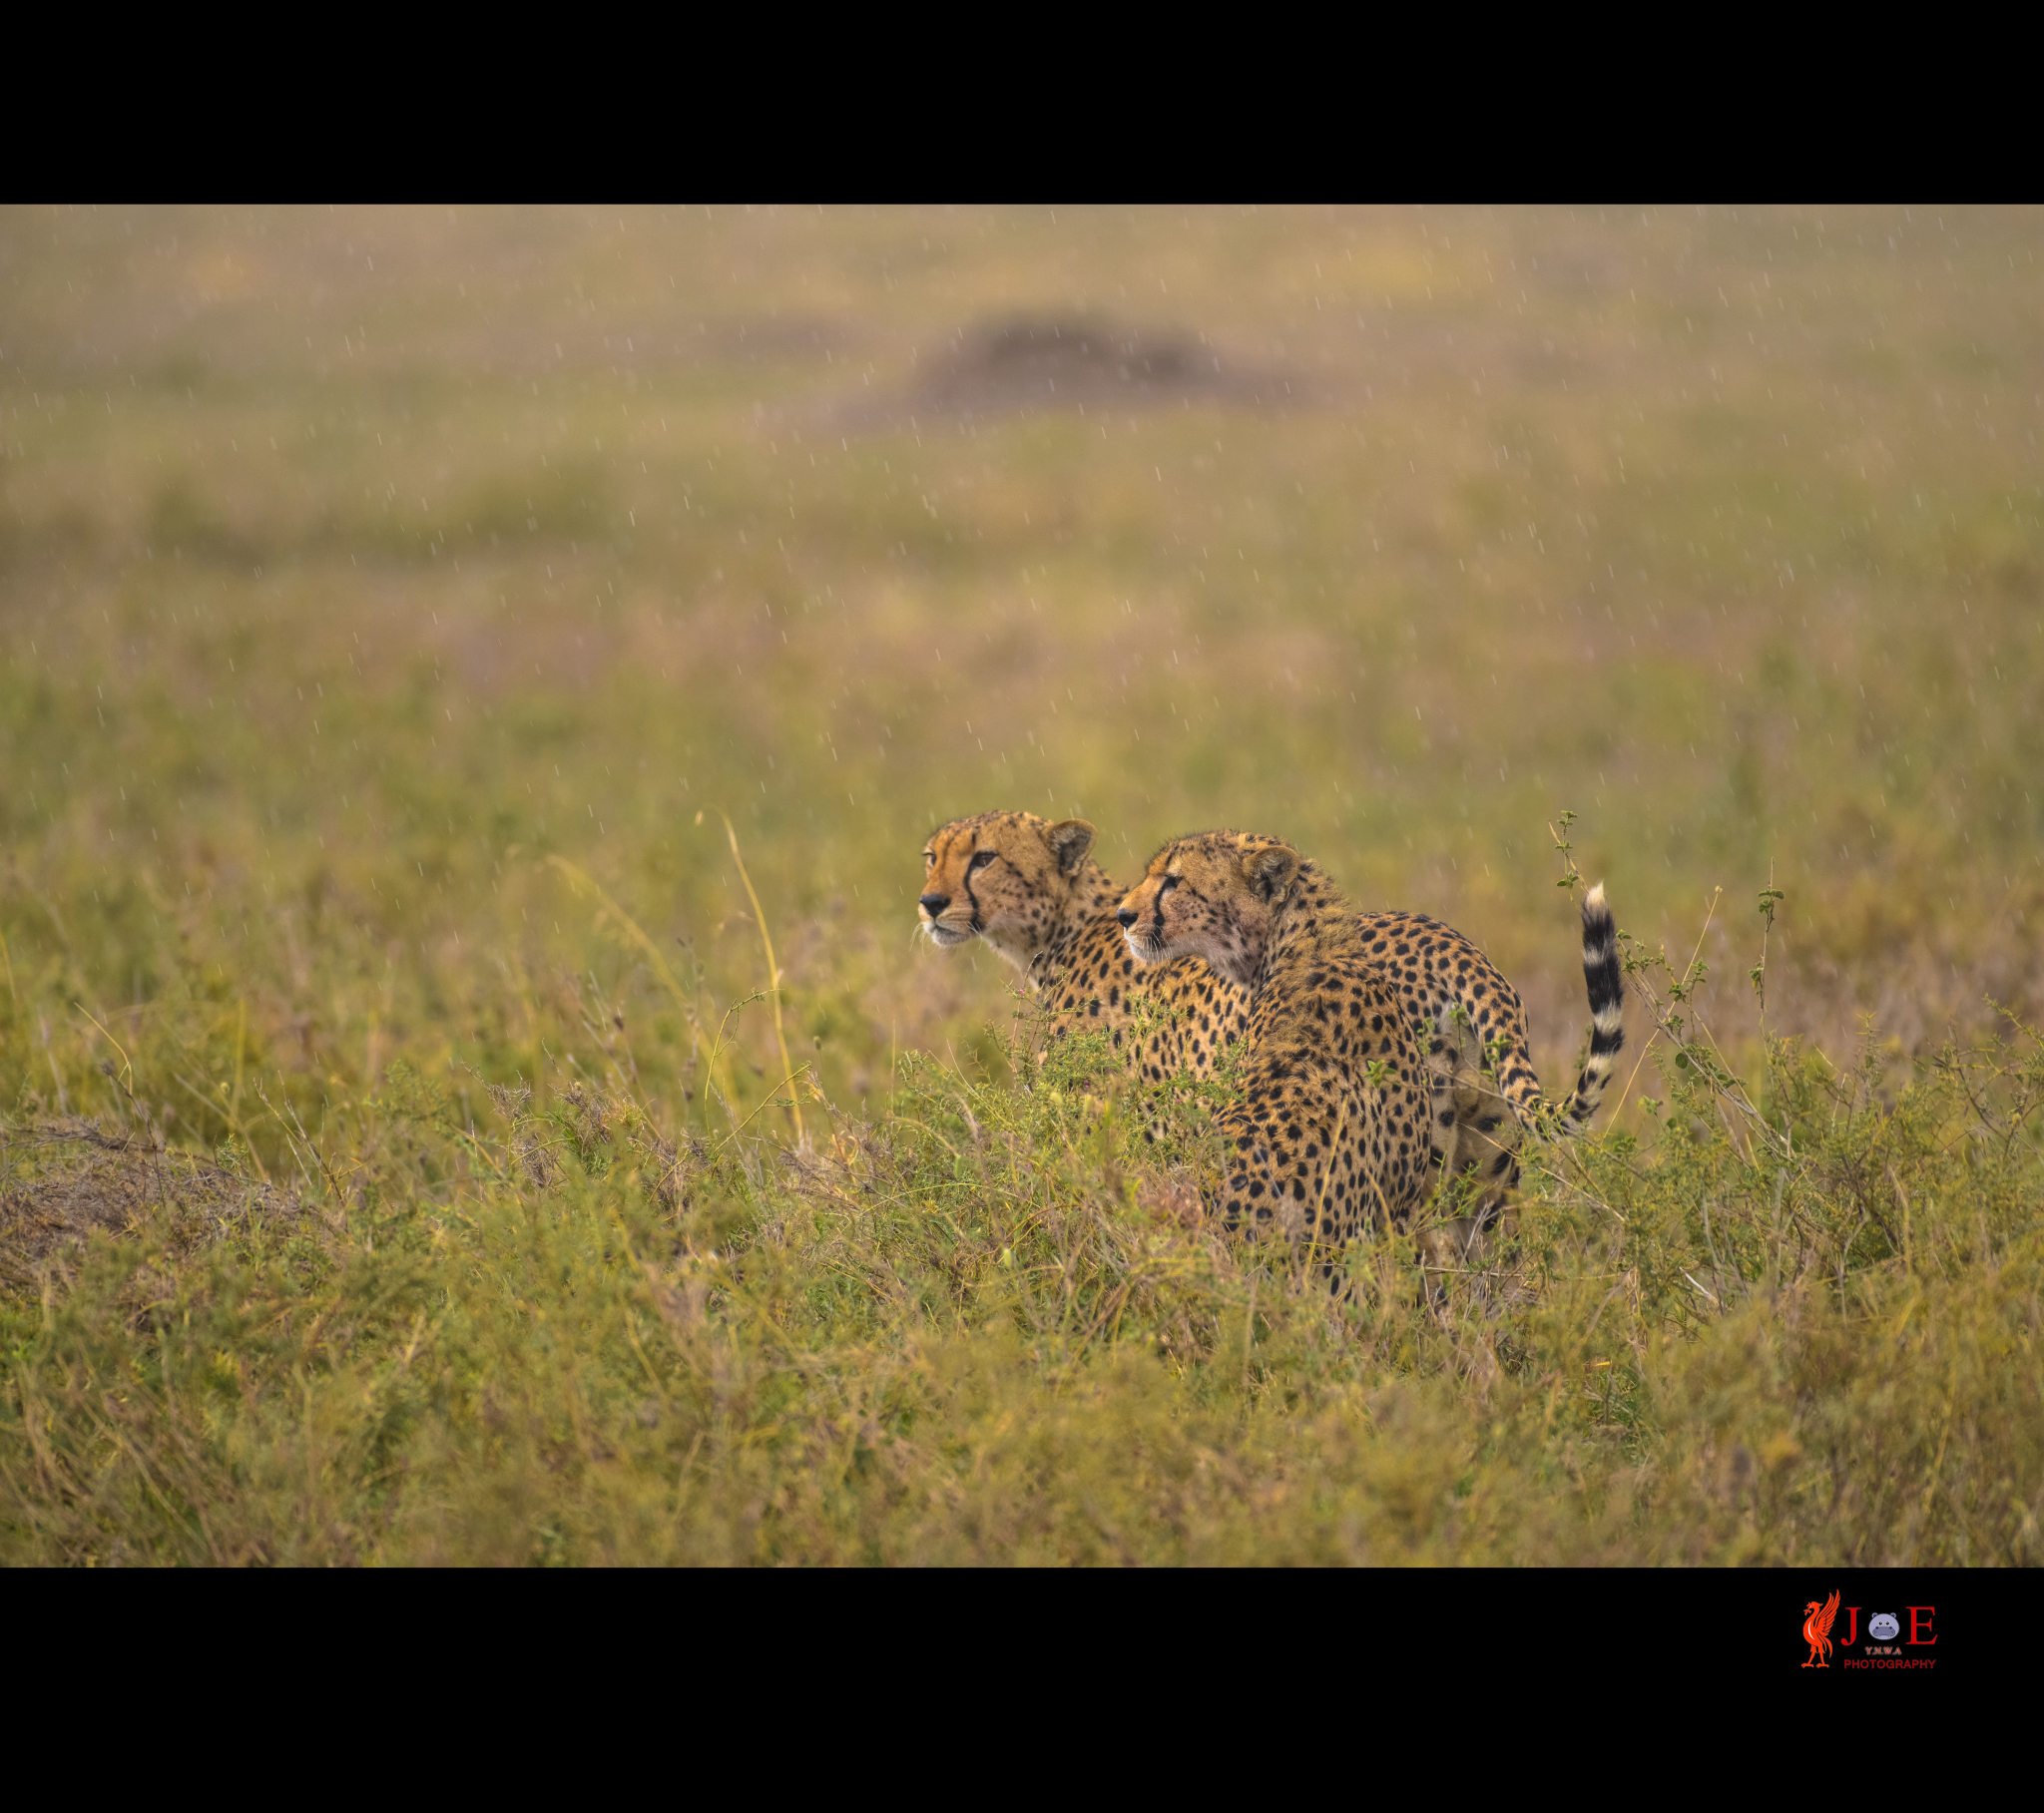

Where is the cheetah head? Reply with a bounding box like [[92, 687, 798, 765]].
[[1117, 830, 1299, 987], [919, 811, 1101, 972]]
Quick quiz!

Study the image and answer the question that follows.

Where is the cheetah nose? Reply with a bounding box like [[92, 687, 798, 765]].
[[919, 893, 950, 917], [1116, 907, 1138, 928]]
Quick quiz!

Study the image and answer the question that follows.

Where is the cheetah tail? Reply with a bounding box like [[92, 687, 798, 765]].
[[1558, 882, 1625, 1133]]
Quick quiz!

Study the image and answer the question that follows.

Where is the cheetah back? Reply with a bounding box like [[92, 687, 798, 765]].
[[1354, 912, 1539, 1116], [1213, 943, 1438, 1248]]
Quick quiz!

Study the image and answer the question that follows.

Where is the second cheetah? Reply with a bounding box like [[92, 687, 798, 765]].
[[1117, 830, 1624, 1273]]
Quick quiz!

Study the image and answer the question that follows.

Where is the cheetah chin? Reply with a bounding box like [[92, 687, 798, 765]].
[[922, 920, 978, 948], [1121, 928, 1171, 964]]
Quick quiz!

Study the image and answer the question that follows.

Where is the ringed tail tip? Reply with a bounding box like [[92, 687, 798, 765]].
[[1565, 879, 1625, 1133]]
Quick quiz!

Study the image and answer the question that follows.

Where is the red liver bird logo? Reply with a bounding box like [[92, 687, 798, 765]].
[[1801, 1590, 1841, 1667]]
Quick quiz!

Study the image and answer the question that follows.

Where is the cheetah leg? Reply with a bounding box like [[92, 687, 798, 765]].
[[1457, 1073, 1524, 1245], [1417, 1011, 1495, 1302]]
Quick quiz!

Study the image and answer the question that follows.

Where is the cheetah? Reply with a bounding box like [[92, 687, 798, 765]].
[[917, 810, 1252, 1080], [1117, 830, 1625, 1279], [917, 811, 1590, 1190], [1116, 830, 1443, 1261]]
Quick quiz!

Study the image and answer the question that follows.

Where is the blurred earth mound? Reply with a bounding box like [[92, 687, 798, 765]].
[[1, 1121, 303, 1288], [870, 315, 1296, 423]]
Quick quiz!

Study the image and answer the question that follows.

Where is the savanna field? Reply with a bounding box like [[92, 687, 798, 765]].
[[3, 205, 2043, 1565]]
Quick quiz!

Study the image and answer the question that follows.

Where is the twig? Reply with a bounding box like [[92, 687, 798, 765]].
[[702, 810, 804, 1146], [1603, 1028, 1662, 1131], [713, 1064, 817, 1154], [73, 1003, 135, 1097], [170, 1070, 273, 1185], [254, 1086, 317, 1197], [543, 853, 717, 1082]]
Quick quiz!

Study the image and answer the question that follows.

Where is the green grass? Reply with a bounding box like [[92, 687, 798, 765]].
[[7, 1015, 2042, 1564], [4, 205, 2043, 1563]]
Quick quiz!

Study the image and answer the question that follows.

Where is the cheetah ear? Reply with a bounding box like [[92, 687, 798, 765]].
[[1243, 844, 1299, 902], [1046, 818, 1097, 876]]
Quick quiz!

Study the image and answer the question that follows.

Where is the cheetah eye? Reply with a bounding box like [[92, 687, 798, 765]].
[[969, 850, 999, 871], [1161, 874, 1181, 893], [924, 851, 935, 865]]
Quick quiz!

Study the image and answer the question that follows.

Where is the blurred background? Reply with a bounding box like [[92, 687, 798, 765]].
[[4, 205, 2042, 1142]]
